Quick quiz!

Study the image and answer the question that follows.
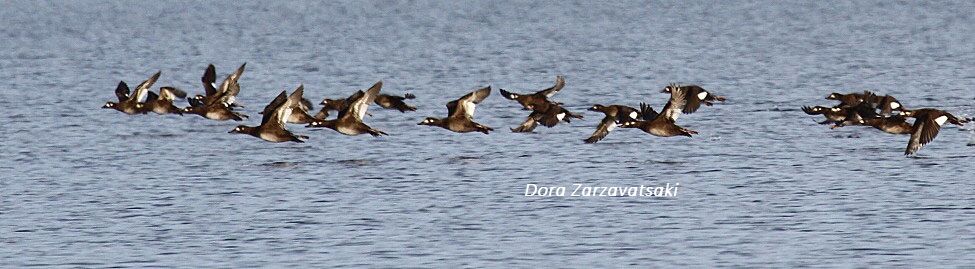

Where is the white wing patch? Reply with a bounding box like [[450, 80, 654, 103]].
[[629, 111, 638, 120], [890, 102, 900, 109], [697, 92, 709, 100], [556, 113, 566, 121], [463, 100, 477, 118], [935, 115, 948, 126], [355, 101, 370, 120]]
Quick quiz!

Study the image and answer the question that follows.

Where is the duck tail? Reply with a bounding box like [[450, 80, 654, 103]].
[[568, 111, 584, 120], [396, 104, 417, 113], [231, 112, 247, 121], [479, 125, 494, 134], [369, 128, 388, 137], [404, 93, 416, 99]]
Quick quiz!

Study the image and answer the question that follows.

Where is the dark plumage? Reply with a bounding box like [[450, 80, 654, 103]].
[[145, 86, 187, 115], [103, 71, 160, 115], [188, 63, 246, 109], [374, 93, 417, 112], [419, 86, 493, 134], [582, 104, 657, 143], [900, 108, 968, 155], [802, 105, 852, 125], [661, 83, 725, 114], [229, 87, 308, 143], [825, 91, 874, 107], [306, 81, 387, 136], [499, 76, 565, 110], [619, 86, 697, 137], [511, 101, 583, 133]]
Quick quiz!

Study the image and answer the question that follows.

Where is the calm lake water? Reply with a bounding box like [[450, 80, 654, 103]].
[[2, 0, 974, 267]]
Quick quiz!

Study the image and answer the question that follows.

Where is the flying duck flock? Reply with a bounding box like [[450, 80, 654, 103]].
[[802, 90, 970, 155], [104, 63, 969, 155]]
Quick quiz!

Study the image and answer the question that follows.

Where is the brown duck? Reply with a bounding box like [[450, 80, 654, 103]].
[[418, 86, 493, 134], [900, 108, 968, 155], [102, 71, 160, 115], [511, 101, 583, 133], [375, 92, 417, 112], [499, 76, 565, 110], [306, 81, 387, 136], [826, 90, 874, 107], [661, 83, 725, 113], [229, 88, 308, 143], [145, 86, 187, 115], [619, 86, 697, 137], [188, 63, 246, 109], [582, 104, 657, 143]]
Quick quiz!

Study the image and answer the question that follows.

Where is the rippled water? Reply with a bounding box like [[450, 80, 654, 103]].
[[2, 0, 974, 267]]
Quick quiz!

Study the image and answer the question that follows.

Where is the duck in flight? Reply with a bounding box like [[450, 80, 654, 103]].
[[306, 81, 387, 136], [661, 83, 725, 114], [188, 63, 246, 109], [900, 108, 968, 155], [499, 75, 565, 110], [511, 100, 583, 133], [103, 71, 160, 115], [317, 91, 414, 119], [374, 92, 417, 113], [832, 115, 914, 135], [183, 64, 248, 121], [255, 85, 316, 124], [582, 104, 656, 143], [418, 86, 493, 134], [619, 85, 698, 137], [145, 86, 187, 115], [229, 86, 309, 143]]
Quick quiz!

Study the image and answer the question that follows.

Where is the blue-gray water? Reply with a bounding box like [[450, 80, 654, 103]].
[[2, 1, 974, 267]]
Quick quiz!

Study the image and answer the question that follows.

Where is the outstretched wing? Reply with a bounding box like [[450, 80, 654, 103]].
[[682, 85, 708, 113], [449, 86, 492, 119], [261, 91, 289, 126], [131, 71, 161, 102], [584, 115, 618, 144], [660, 85, 687, 121], [145, 91, 160, 102], [212, 63, 245, 106], [511, 111, 541, 133], [535, 75, 565, 97], [640, 102, 659, 121], [905, 115, 942, 155], [202, 64, 217, 97], [337, 81, 382, 120], [114, 81, 130, 101], [159, 87, 186, 101]]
